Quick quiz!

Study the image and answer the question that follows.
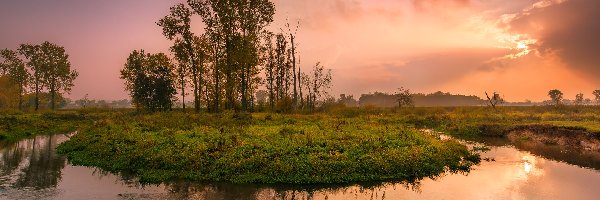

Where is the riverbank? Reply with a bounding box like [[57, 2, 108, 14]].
[[5, 106, 600, 184], [397, 106, 600, 151], [0, 111, 87, 141], [56, 112, 480, 184]]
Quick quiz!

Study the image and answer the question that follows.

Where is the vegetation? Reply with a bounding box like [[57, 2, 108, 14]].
[[120, 50, 177, 112], [57, 111, 480, 184], [395, 87, 414, 108], [0, 41, 78, 111], [548, 89, 564, 106], [485, 91, 503, 111], [0, 111, 86, 141], [395, 106, 600, 138]]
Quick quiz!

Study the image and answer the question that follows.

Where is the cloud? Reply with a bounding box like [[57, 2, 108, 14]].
[[507, 0, 600, 82], [333, 48, 510, 95], [412, 0, 471, 11]]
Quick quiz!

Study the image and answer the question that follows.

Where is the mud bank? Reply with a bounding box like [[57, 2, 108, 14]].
[[506, 125, 600, 152]]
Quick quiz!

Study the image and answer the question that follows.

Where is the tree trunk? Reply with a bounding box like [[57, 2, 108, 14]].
[[291, 35, 297, 109], [181, 66, 186, 112], [18, 83, 23, 111], [214, 46, 220, 112], [34, 76, 39, 111], [51, 87, 55, 110]]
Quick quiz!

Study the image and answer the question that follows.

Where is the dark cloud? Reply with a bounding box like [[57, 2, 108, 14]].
[[508, 0, 600, 81]]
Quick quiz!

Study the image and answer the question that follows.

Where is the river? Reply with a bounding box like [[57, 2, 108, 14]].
[[1, 133, 600, 200]]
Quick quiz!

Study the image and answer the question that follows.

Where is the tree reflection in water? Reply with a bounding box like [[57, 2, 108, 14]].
[[0, 134, 66, 189]]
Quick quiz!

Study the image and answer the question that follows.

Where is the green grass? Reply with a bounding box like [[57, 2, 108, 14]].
[[0, 111, 88, 141], [56, 112, 480, 184], [5, 105, 599, 185], [391, 106, 600, 137]]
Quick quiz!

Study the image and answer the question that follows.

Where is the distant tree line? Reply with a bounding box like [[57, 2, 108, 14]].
[[355, 91, 484, 108], [546, 89, 600, 106], [0, 41, 78, 111], [122, 0, 332, 113]]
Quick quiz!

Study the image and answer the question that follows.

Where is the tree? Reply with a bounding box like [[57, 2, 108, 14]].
[[338, 94, 358, 107], [0, 49, 29, 110], [18, 42, 78, 111], [188, 0, 275, 111], [593, 90, 600, 105], [158, 3, 200, 112], [76, 94, 90, 108], [120, 50, 177, 112], [548, 89, 563, 106], [395, 87, 414, 108], [575, 93, 584, 106], [485, 91, 503, 111], [301, 62, 332, 112], [262, 32, 277, 110]]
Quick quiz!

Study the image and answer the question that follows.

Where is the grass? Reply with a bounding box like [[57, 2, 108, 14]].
[[56, 111, 480, 184], [392, 106, 600, 137], [0, 111, 88, 141], [4, 105, 599, 184]]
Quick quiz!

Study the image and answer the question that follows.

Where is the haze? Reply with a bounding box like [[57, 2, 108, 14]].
[[1, 0, 597, 101]]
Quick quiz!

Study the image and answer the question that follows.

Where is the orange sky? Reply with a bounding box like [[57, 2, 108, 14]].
[[1, 0, 598, 102]]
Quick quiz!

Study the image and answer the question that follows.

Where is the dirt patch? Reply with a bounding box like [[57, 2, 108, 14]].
[[506, 125, 600, 152]]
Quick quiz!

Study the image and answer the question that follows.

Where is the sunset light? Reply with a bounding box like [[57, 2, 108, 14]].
[[1, 1, 600, 199]]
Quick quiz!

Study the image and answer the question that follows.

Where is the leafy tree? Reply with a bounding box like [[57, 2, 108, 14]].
[[188, 0, 275, 111], [158, 3, 202, 112], [575, 93, 584, 106], [395, 87, 414, 108], [485, 91, 503, 111], [593, 90, 600, 105], [120, 50, 177, 112], [0, 49, 29, 110], [548, 89, 563, 106], [338, 94, 358, 107], [262, 33, 276, 110], [18, 42, 78, 111]]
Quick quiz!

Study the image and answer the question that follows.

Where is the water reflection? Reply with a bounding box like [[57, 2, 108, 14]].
[[1, 134, 600, 200], [0, 134, 66, 189], [477, 137, 600, 170]]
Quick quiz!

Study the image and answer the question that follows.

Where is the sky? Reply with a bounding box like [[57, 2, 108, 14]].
[[0, 0, 598, 102]]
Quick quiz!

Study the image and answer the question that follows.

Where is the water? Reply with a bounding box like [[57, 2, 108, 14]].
[[1, 134, 600, 200]]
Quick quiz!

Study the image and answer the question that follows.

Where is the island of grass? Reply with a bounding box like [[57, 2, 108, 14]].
[[9, 106, 598, 184], [56, 112, 481, 184]]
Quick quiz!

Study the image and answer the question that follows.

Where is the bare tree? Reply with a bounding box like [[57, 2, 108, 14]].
[[485, 91, 503, 111]]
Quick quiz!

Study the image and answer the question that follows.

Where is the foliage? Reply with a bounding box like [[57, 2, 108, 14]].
[[18, 42, 78, 111], [0, 112, 86, 141], [593, 90, 600, 105], [395, 87, 414, 108], [184, 0, 276, 112], [575, 93, 584, 105], [301, 62, 332, 112], [548, 89, 564, 106], [0, 49, 29, 110], [120, 50, 177, 112], [360, 91, 485, 107], [56, 111, 479, 184]]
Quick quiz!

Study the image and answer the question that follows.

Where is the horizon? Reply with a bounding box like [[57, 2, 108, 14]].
[[1, 0, 598, 102]]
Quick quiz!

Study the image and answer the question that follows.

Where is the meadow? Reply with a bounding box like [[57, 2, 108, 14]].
[[2, 106, 599, 184]]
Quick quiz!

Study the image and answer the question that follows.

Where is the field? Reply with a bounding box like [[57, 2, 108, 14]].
[[2, 106, 599, 184]]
